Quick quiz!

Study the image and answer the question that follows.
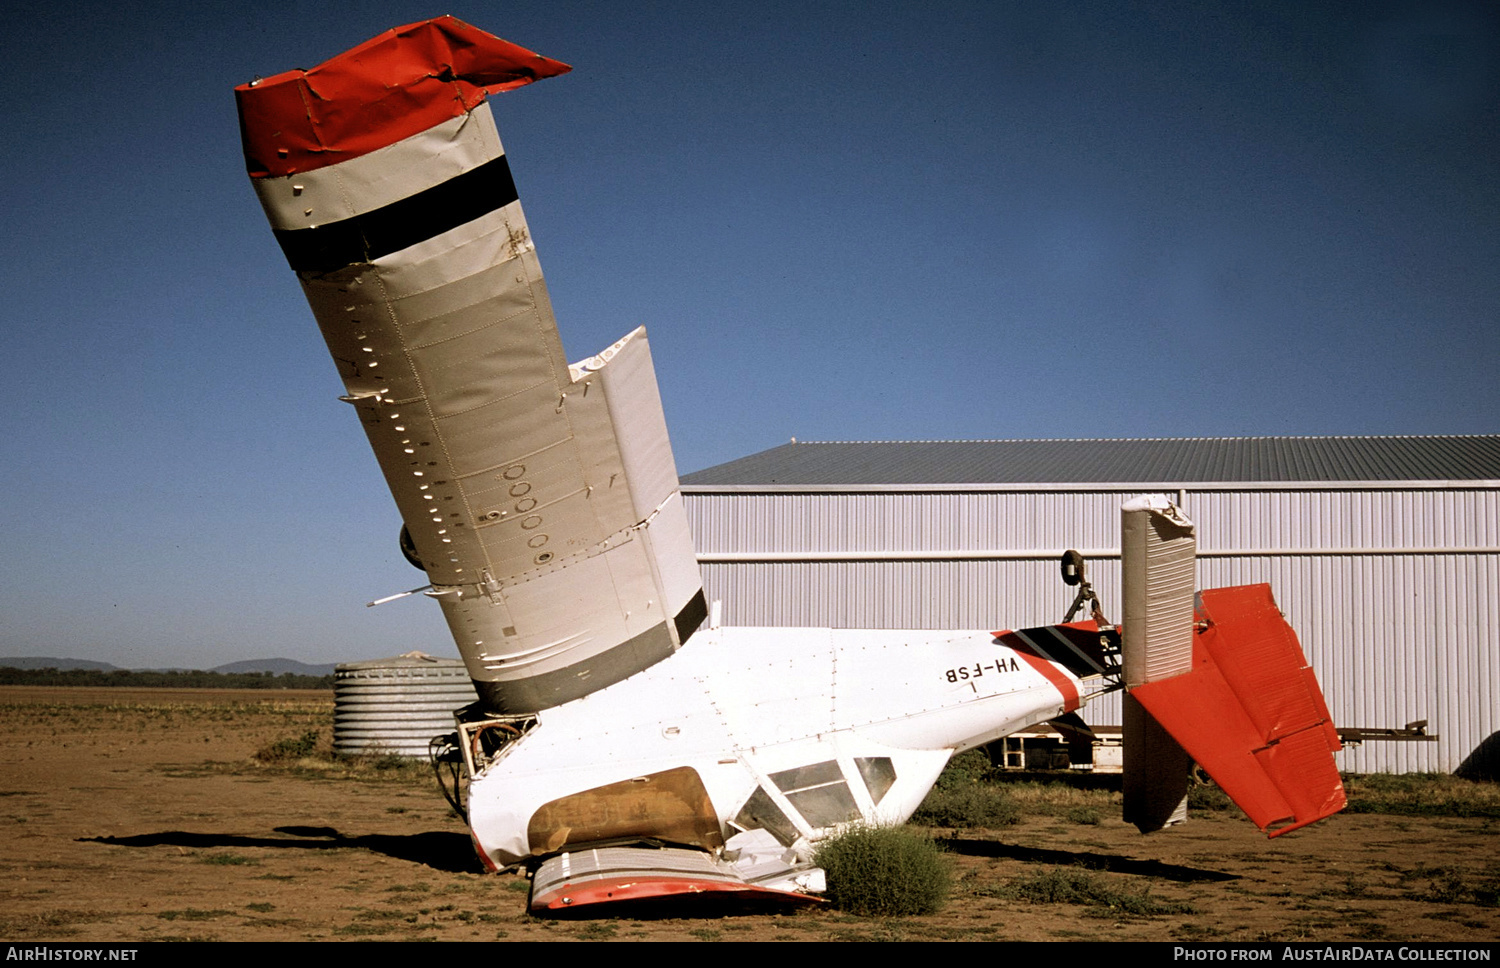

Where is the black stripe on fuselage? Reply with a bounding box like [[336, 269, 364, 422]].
[[272, 154, 519, 273]]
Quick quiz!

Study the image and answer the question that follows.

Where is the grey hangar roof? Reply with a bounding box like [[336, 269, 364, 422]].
[[681, 436, 1500, 488]]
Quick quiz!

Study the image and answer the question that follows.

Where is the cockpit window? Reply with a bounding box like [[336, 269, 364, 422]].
[[769, 761, 842, 791], [855, 757, 897, 804], [770, 760, 859, 829], [734, 786, 799, 846]]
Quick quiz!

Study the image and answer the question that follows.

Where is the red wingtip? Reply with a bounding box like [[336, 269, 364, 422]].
[[236, 16, 570, 178]]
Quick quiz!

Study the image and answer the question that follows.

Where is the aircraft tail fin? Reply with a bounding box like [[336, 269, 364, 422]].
[[1120, 497, 1345, 836]]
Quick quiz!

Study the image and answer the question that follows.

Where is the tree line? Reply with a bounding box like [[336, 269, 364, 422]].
[[0, 667, 335, 690]]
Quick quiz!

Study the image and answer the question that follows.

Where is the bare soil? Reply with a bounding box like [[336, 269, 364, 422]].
[[0, 686, 1496, 942]]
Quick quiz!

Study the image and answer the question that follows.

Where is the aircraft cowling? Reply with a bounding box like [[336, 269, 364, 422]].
[[236, 18, 706, 714]]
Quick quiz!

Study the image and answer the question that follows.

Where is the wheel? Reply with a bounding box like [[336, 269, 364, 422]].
[[399, 524, 425, 571], [1060, 549, 1086, 586]]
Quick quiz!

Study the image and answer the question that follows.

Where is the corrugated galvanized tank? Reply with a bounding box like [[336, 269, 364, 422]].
[[333, 652, 477, 757]]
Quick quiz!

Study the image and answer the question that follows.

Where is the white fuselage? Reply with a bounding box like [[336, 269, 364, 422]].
[[467, 625, 1085, 868]]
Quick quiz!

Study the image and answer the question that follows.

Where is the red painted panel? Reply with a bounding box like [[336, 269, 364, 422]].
[[994, 620, 1102, 712], [1132, 584, 1345, 837], [1132, 670, 1296, 829], [1011, 648, 1081, 712], [237, 16, 570, 178]]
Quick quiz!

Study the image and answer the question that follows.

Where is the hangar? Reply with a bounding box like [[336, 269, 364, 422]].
[[680, 436, 1500, 774]]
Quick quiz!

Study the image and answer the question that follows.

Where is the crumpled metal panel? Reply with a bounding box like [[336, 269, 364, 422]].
[[249, 108, 507, 230], [235, 16, 570, 178], [1131, 584, 1346, 836], [529, 842, 825, 914], [527, 766, 724, 857]]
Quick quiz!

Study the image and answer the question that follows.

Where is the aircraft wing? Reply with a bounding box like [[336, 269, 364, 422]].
[[236, 18, 705, 714]]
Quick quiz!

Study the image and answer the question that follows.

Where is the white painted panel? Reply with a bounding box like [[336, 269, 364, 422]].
[[252, 104, 505, 229]]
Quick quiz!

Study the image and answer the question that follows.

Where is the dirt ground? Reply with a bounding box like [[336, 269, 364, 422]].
[[0, 686, 1496, 943]]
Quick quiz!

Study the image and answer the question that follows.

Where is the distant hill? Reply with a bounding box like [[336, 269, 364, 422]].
[[0, 657, 121, 672], [0, 656, 337, 677], [212, 658, 338, 677]]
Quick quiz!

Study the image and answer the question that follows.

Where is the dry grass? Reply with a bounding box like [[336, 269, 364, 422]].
[[1344, 773, 1500, 818], [2, 687, 1498, 942]]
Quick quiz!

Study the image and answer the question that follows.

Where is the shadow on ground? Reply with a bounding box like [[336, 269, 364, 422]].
[[80, 826, 480, 872], [938, 836, 1238, 883]]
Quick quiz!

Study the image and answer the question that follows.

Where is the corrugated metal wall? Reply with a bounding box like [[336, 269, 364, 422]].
[[683, 486, 1500, 774]]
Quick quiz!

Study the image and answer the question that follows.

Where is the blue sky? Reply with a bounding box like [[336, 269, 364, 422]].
[[1, 1, 1496, 669]]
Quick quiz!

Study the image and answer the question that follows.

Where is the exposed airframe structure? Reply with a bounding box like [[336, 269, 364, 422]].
[[237, 18, 1345, 914]]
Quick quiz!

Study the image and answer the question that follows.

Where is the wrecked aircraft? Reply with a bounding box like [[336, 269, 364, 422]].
[[237, 18, 1344, 913]]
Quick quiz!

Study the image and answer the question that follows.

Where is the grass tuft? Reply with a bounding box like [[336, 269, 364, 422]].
[[912, 783, 1022, 827], [198, 853, 256, 866], [935, 749, 996, 788], [1065, 805, 1101, 825], [1187, 782, 1236, 812], [988, 867, 1195, 916], [254, 730, 320, 763], [814, 825, 951, 917], [1397, 864, 1500, 907], [913, 753, 1021, 827], [1344, 774, 1500, 818], [158, 909, 235, 921]]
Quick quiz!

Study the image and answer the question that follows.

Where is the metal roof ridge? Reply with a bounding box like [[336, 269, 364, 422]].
[[680, 479, 1500, 492], [783, 434, 1499, 444]]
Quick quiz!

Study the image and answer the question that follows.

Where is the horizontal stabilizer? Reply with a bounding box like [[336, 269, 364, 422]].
[[1129, 584, 1345, 837]]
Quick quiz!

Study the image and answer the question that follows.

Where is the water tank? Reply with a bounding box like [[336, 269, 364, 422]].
[[333, 652, 477, 757]]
